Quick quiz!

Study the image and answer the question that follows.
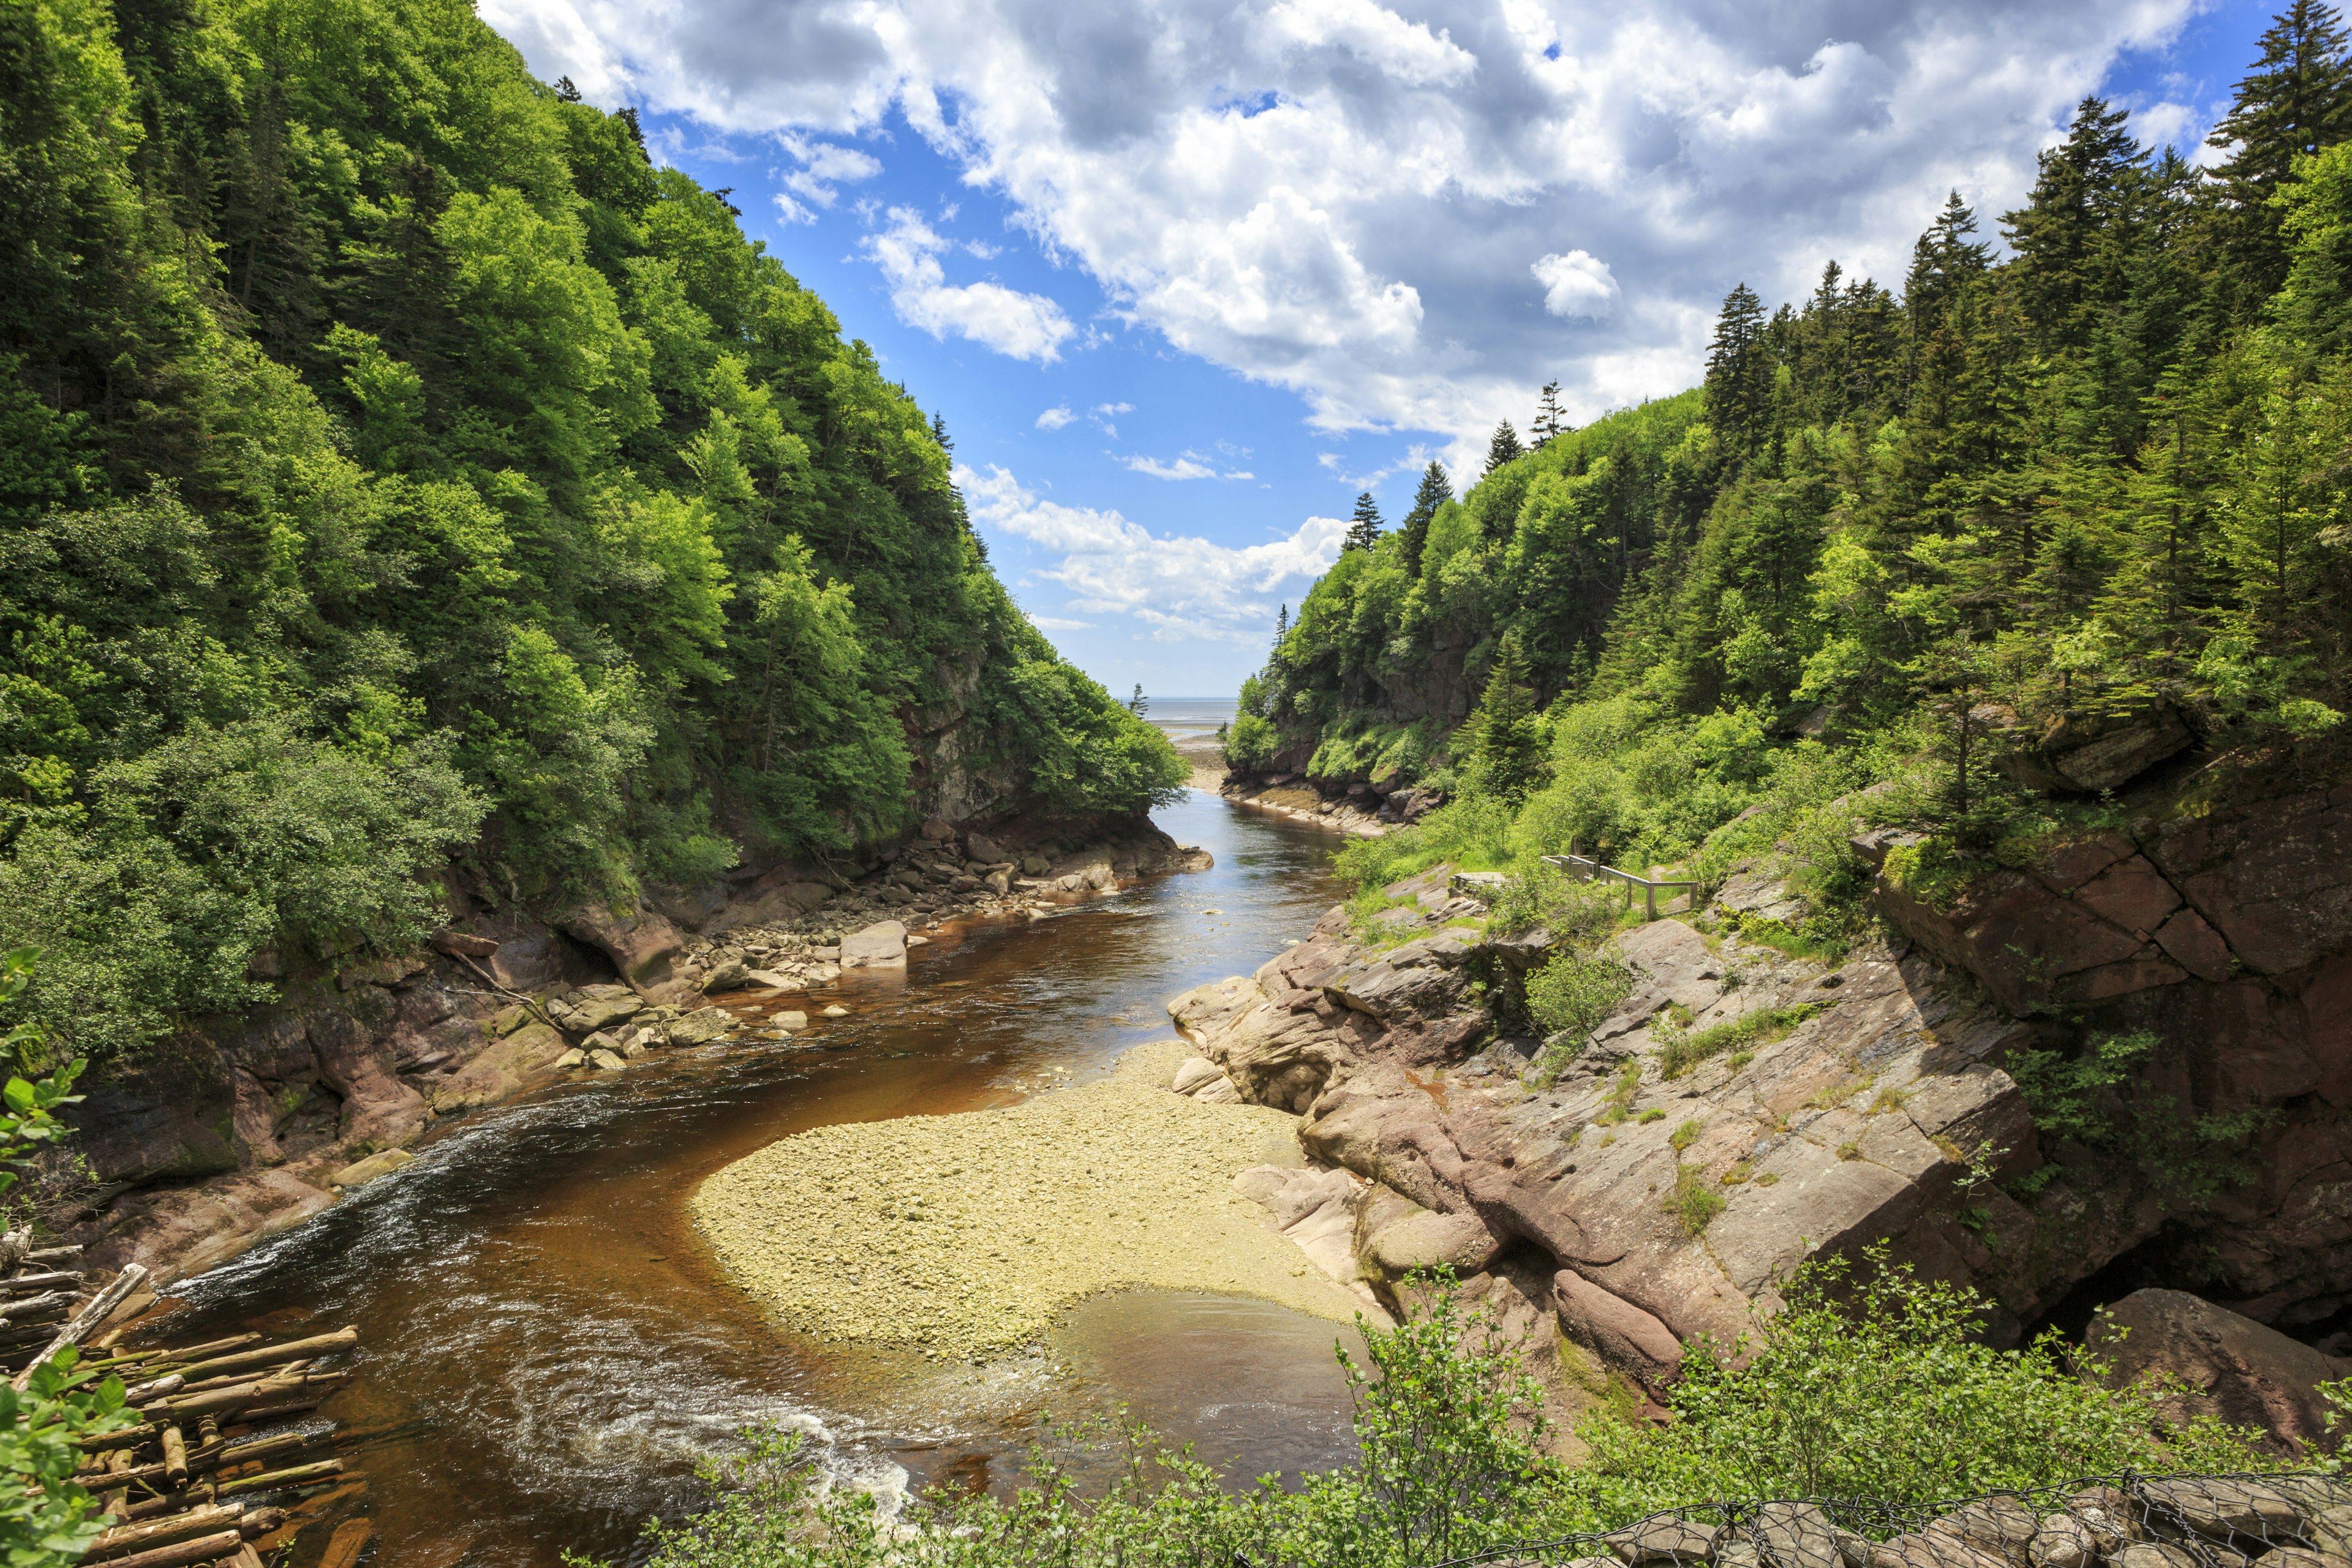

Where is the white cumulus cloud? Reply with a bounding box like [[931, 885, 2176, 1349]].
[[959, 463, 1343, 643], [482, 0, 2211, 465], [1532, 250, 1619, 320], [1035, 405, 1076, 429], [861, 207, 1076, 362]]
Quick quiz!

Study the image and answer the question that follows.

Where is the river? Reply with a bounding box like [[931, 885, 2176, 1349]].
[[153, 791, 1360, 1568]]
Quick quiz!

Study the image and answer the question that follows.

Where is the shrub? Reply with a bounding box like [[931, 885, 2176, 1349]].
[[1658, 1005, 1823, 1079], [1575, 1246, 2275, 1512]]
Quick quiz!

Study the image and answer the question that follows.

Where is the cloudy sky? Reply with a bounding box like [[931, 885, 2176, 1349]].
[[484, 0, 2274, 697]]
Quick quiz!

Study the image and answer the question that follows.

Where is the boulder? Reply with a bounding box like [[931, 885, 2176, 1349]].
[[967, 831, 1006, 864], [555, 1049, 586, 1068], [775, 1011, 809, 1031], [562, 903, 686, 992], [328, 1147, 415, 1188], [1555, 1268, 1686, 1392], [1607, 1518, 1721, 1565], [701, 957, 750, 992], [840, 920, 909, 968], [1170, 1055, 1240, 1102], [2089, 1288, 2352, 1453], [1753, 1502, 1844, 1568], [567, 994, 643, 1033], [668, 1008, 733, 1046], [433, 1022, 569, 1113], [589, 1048, 627, 1071]]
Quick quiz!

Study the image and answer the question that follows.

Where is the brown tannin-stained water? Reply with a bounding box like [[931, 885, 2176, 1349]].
[[153, 793, 1363, 1568]]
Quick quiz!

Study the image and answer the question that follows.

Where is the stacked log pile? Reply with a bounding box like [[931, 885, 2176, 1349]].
[[0, 1235, 366, 1568]]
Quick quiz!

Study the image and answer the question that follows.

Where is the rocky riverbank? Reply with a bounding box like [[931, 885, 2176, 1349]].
[[691, 1039, 1374, 1359], [1164, 763, 2352, 1448], [60, 814, 1215, 1288]]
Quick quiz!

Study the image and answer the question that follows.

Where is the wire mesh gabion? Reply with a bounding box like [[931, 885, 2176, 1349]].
[[1423, 1473, 2352, 1568]]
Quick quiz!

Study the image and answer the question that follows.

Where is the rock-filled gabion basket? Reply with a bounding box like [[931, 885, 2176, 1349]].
[[1427, 1474, 2352, 1568]]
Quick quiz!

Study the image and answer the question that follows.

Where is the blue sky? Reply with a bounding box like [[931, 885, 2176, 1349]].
[[488, 0, 2280, 698]]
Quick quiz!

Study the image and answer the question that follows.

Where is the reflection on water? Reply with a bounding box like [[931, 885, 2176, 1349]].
[[154, 793, 1351, 1568]]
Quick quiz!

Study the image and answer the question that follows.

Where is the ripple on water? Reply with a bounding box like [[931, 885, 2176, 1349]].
[[149, 793, 1354, 1567]]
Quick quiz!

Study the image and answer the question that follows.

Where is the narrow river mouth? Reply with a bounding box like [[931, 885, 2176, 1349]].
[[141, 793, 1366, 1568]]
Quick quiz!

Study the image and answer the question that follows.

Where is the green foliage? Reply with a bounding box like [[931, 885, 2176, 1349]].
[[2007, 1030, 2158, 1146], [0, 954, 132, 1568], [1664, 1160, 1726, 1236], [1657, 1004, 1824, 1079], [0, 0, 1178, 1060], [1525, 952, 1634, 1066], [1577, 1248, 2276, 1512], [604, 1263, 2286, 1568]]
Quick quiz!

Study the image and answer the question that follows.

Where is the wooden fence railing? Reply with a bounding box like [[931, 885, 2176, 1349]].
[[1540, 853, 1699, 920]]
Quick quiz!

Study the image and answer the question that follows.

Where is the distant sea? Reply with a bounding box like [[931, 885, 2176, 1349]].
[[1142, 698, 1236, 745]]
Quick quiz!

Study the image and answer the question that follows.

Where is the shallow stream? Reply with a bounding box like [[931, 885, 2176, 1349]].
[[154, 793, 1362, 1568]]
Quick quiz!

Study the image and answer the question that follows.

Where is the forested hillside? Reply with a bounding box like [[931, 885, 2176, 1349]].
[[1232, 6, 2352, 927], [0, 0, 1181, 1061]]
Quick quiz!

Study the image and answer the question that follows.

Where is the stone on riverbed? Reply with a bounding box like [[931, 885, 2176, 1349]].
[[840, 920, 908, 967], [668, 1009, 733, 1046], [328, 1147, 415, 1188], [567, 994, 643, 1032], [589, 1048, 627, 1071], [555, 1048, 586, 1069], [775, 1011, 809, 1030]]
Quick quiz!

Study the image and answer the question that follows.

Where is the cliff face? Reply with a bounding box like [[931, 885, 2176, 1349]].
[[1171, 771, 2352, 1404]]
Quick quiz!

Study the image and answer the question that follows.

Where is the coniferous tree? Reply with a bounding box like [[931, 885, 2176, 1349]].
[[2207, 0, 2352, 308], [1485, 422, 1525, 474], [1532, 380, 1567, 447], [1465, 631, 1543, 802], [1398, 461, 1453, 577], [1275, 603, 1289, 644], [1345, 491, 1384, 551], [1704, 283, 1771, 454], [2004, 97, 2148, 346]]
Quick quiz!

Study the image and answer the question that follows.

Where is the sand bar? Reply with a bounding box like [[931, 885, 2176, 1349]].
[[691, 1060, 1366, 1357]]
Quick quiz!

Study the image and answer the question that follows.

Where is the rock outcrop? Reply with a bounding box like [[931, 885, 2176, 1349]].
[[1186, 766, 2352, 1432], [2089, 1288, 2351, 1455]]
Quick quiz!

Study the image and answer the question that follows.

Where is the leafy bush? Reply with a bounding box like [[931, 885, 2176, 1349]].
[[603, 1257, 2285, 1568], [1525, 953, 1634, 1065], [0, 951, 135, 1568], [1575, 1248, 2274, 1512]]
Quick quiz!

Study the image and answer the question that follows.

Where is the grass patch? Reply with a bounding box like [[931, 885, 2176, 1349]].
[[1669, 1117, 1702, 1152], [1593, 1060, 1642, 1125], [1665, 1162, 1726, 1235], [1658, 1003, 1828, 1079], [1729, 910, 1848, 964], [1637, 1106, 1667, 1125]]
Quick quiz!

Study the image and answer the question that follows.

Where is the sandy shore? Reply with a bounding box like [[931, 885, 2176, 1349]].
[[690, 1044, 1368, 1358]]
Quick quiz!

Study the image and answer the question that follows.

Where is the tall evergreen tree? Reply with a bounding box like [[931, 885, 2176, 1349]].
[[1531, 380, 1567, 447], [1485, 421, 1525, 474], [1345, 492, 1384, 552], [1704, 283, 1771, 454], [1466, 631, 1542, 801], [2207, 0, 2352, 306], [2004, 97, 2148, 345], [1398, 460, 1453, 576]]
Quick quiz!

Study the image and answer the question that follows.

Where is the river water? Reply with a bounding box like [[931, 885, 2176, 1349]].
[[154, 793, 1360, 1568]]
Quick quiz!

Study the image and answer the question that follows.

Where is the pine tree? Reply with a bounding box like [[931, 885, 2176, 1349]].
[[1902, 194, 1992, 346], [1466, 631, 1543, 802], [1275, 603, 1289, 644], [2003, 97, 2147, 345], [1704, 283, 1770, 454], [1398, 460, 1453, 577], [554, 75, 583, 103], [1343, 491, 1384, 552], [2207, 1, 2352, 309], [1531, 380, 1567, 448], [1128, 683, 1148, 716], [1485, 421, 1525, 475], [931, 412, 952, 452]]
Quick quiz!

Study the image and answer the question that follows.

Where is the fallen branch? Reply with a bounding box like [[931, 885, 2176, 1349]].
[[12, 1264, 148, 1392]]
